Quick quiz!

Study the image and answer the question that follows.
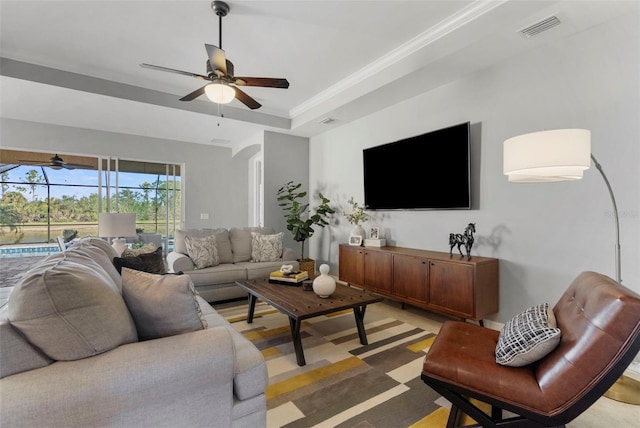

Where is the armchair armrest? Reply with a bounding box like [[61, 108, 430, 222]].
[[167, 251, 195, 272], [1, 327, 236, 428]]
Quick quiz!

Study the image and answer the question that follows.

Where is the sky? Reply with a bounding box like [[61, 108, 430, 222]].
[[1, 165, 179, 200]]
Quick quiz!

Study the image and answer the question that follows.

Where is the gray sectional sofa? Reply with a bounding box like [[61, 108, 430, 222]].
[[0, 237, 268, 427], [166, 227, 299, 302]]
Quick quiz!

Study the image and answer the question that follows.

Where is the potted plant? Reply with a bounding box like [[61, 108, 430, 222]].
[[346, 198, 368, 242], [277, 181, 334, 274]]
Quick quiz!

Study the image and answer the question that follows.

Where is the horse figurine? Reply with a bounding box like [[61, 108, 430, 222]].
[[449, 223, 476, 259]]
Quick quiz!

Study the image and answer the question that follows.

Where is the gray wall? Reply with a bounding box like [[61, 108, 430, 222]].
[[263, 131, 310, 257], [0, 118, 249, 229], [308, 12, 639, 323]]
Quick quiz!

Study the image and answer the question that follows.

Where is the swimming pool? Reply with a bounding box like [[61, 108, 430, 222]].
[[0, 246, 60, 258]]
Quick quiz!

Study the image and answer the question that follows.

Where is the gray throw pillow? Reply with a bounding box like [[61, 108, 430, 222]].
[[121, 268, 208, 341], [8, 255, 138, 361], [495, 303, 561, 367]]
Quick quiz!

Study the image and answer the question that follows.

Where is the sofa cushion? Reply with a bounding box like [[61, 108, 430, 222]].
[[68, 236, 123, 291], [184, 263, 249, 286], [185, 234, 220, 269], [113, 247, 166, 274], [251, 232, 283, 262], [242, 260, 298, 280], [211, 229, 233, 264], [0, 317, 53, 378], [8, 253, 138, 361], [230, 227, 275, 263], [197, 296, 268, 401], [122, 268, 208, 340], [495, 303, 561, 367]]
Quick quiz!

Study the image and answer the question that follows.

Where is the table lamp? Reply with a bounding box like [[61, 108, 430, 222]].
[[504, 128, 638, 404], [98, 212, 136, 255]]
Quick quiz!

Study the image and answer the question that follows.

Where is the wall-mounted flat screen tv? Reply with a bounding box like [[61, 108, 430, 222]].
[[363, 121, 471, 210]]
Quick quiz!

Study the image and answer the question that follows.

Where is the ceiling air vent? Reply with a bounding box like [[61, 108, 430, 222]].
[[520, 16, 561, 38], [319, 117, 336, 125]]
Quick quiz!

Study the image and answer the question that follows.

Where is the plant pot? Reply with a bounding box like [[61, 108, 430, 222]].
[[299, 259, 316, 276]]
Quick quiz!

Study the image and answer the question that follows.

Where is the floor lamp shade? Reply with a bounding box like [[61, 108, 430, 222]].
[[98, 213, 136, 254], [503, 129, 591, 182], [503, 127, 637, 404]]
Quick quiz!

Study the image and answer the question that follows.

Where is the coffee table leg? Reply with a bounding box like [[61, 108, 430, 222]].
[[247, 294, 257, 324], [353, 306, 369, 345], [288, 317, 306, 366]]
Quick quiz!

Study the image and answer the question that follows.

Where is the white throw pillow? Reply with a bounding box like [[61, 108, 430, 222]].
[[251, 232, 284, 262], [184, 234, 220, 269], [121, 268, 207, 341], [495, 303, 561, 367]]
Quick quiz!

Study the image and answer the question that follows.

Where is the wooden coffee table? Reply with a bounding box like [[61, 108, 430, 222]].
[[235, 278, 383, 366]]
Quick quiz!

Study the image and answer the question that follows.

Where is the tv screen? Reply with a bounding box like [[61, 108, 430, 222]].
[[363, 122, 471, 210]]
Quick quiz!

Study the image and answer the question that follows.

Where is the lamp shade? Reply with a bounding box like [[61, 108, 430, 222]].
[[205, 82, 235, 104], [98, 213, 136, 238], [503, 129, 591, 183]]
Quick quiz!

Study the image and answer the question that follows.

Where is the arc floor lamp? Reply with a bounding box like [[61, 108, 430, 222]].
[[503, 128, 638, 404]]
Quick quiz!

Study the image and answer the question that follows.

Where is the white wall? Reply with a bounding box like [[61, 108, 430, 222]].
[[1, 118, 249, 228], [309, 12, 639, 323], [263, 131, 310, 257]]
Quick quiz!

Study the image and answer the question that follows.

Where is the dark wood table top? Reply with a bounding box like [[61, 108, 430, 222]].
[[236, 277, 383, 320]]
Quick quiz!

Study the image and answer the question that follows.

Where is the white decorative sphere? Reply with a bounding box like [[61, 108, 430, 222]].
[[313, 264, 336, 298]]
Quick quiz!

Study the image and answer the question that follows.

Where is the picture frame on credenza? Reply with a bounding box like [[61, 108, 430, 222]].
[[349, 235, 363, 246], [370, 227, 380, 240]]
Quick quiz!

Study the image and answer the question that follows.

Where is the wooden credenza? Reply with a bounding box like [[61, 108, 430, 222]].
[[339, 244, 499, 322]]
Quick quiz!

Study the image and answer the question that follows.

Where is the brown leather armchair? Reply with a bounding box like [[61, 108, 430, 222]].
[[421, 271, 640, 428]]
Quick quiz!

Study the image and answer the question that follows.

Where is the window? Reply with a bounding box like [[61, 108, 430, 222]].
[[0, 150, 181, 247]]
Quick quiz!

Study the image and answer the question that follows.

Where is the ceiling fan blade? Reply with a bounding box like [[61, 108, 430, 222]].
[[205, 44, 227, 76], [225, 60, 234, 78], [62, 163, 94, 170], [17, 160, 49, 166], [180, 85, 208, 102], [233, 77, 289, 89], [233, 87, 261, 110], [140, 63, 212, 82]]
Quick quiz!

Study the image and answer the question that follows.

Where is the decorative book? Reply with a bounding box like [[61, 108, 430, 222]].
[[269, 270, 309, 285]]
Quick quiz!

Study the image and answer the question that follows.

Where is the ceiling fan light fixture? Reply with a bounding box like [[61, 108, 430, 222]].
[[205, 82, 235, 104]]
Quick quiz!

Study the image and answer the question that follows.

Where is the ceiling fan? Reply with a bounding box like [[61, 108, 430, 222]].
[[140, 1, 289, 110], [17, 154, 94, 170]]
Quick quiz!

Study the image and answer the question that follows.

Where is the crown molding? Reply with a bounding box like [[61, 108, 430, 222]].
[[289, 0, 506, 119]]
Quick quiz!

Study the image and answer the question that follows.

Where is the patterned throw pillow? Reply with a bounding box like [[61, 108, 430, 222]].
[[495, 303, 561, 367], [113, 247, 165, 274], [121, 268, 207, 341], [184, 234, 220, 269], [121, 243, 157, 257], [251, 232, 283, 262]]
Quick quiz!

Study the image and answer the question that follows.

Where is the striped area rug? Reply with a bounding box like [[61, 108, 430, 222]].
[[215, 300, 473, 428]]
